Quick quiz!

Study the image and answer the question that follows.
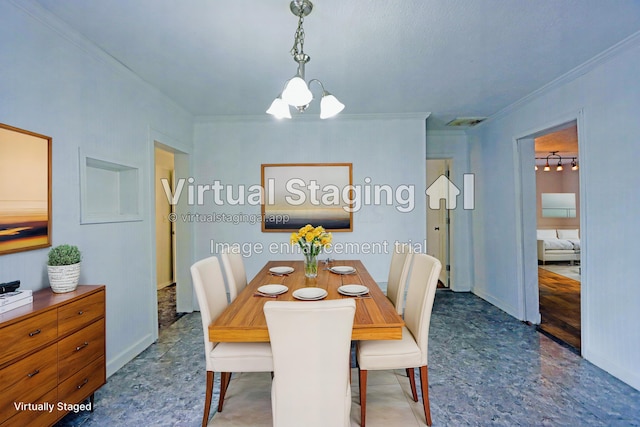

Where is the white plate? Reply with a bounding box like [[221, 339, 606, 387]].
[[293, 287, 328, 300], [269, 266, 294, 275], [257, 284, 288, 295], [338, 284, 369, 296], [329, 266, 356, 275]]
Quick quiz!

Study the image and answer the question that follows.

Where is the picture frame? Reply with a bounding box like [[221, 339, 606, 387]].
[[0, 123, 52, 255], [261, 163, 353, 232]]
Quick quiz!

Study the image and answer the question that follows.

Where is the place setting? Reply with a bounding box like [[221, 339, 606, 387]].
[[254, 284, 288, 298], [269, 266, 294, 276], [337, 284, 371, 299], [292, 287, 328, 301], [327, 265, 357, 275]]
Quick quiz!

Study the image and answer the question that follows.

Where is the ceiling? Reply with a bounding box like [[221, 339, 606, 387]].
[[31, 0, 640, 128], [535, 124, 578, 157]]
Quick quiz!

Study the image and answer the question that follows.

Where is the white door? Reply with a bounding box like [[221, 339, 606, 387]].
[[426, 159, 451, 286]]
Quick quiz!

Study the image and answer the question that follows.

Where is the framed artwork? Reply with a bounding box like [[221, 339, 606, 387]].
[[261, 163, 353, 232], [0, 123, 52, 255]]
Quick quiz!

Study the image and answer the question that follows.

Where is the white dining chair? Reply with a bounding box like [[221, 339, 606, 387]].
[[264, 299, 356, 427], [220, 247, 248, 302], [386, 242, 414, 314], [357, 253, 442, 427], [190, 256, 273, 427]]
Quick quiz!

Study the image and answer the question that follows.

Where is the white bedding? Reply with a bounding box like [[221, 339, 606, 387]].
[[543, 239, 575, 250]]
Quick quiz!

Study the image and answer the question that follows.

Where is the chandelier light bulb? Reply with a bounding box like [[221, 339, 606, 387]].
[[281, 76, 313, 107], [319, 93, 345, 119], [266, 97, 292, 119]]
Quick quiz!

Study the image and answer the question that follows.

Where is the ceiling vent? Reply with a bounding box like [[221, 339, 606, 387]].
[[446, 117, 487, 127]]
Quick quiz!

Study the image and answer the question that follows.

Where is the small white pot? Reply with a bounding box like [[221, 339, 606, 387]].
[[47, 262, 81, 293]]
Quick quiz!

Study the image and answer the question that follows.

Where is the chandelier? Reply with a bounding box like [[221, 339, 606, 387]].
[[535, 151, 578, 171], [266, 0, 345, 119]]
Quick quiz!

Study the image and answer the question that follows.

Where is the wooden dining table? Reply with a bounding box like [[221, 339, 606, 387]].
[[209, 260, 405, 343]]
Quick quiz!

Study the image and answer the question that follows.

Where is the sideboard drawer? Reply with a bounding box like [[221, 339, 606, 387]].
[[58, 355, 105, 406], [0, 309, 57, 366], [0, 344, 58, 421], [58, 290, 105, 337], [0, 387, 58, 427], [58, 318, 105, 381]]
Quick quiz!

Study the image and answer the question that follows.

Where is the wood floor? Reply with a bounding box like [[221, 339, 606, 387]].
[[538, 267, 581, 351]]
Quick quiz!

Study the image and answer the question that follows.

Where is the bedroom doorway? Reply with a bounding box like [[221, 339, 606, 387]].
[[533, 122, 581, 352]]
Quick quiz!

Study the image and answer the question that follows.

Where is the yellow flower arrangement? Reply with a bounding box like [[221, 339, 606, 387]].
[[290, 224, 332, 256], [290, 224, 332, 278]]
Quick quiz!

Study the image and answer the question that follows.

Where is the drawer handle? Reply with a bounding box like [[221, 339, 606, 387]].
[[78, 310, 84, 315], [29, 329, 41, 337], [75, 341, 89, 351], [77, 378, 89, 389], [27, 369, 40, 378]]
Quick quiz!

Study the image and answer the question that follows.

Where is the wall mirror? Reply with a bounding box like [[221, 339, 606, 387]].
[[0, 123, 52, 255], [541, 192, 576, 218]]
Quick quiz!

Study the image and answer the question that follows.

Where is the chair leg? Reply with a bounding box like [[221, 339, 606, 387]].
[[217, 372, 232, 412], [406, 368, 418, 401], [359, 369, 368, 427], [203, 371, 214, 427], [419, 365, 432, 426]]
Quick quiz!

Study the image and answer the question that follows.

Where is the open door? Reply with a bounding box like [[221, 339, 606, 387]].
[[426, 159, 451, 287]]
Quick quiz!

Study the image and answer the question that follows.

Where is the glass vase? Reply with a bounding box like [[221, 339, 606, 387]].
[[304, 254, 319, 278]]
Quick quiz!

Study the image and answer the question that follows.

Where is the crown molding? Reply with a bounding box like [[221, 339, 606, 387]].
[[9, 0, 192, 117], [481, 29, 640, 128]]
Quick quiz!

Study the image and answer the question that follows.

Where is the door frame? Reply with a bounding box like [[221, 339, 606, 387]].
[[426, 158, 452, 287], [513, 109, 587, 349], [148, 128, 193, 342], [155, 147, 176, 290]]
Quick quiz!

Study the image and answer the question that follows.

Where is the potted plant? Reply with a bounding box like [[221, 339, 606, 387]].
[[47, 244, 82, 293]]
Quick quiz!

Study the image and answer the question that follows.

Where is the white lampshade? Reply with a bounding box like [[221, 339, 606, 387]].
[[266, 97, 291, 119], [281, 76, 313, 107], [319, 93, 345, 119]]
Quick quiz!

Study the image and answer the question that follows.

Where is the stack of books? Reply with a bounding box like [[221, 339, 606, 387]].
[[0, 289, 33, 314]]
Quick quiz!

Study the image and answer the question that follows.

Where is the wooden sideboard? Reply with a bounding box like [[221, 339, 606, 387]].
[[0, 285, 106, 427]]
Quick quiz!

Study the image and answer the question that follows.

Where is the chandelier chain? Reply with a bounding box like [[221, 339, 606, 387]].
[[290, 13, 305, 57]]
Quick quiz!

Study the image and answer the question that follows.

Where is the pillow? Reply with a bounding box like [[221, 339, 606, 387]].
[[557, 229, 579, 239], [537, 229, 557, 240]]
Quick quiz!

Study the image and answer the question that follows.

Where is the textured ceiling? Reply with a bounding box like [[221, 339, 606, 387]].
[[31, 0, 640, 127]]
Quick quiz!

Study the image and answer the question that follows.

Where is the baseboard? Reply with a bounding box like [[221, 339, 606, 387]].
[[472, 288, 521, 320], [106, 333, 155, 378], [583, 348, 640, 392]]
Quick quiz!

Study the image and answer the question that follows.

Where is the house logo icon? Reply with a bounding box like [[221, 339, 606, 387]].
[[425, 174, 475, 210]]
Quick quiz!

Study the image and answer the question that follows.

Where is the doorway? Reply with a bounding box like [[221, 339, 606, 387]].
[[426, 159, 451, 287], [154, 145, 182, 330], [534, 123, 581, 351]]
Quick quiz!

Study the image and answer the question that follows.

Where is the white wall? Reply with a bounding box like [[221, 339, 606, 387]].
[[426, 130, 474, 291], [469, 33, 640, 389], [192, 115, 428, 282], [0, 2, 194, 376]]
